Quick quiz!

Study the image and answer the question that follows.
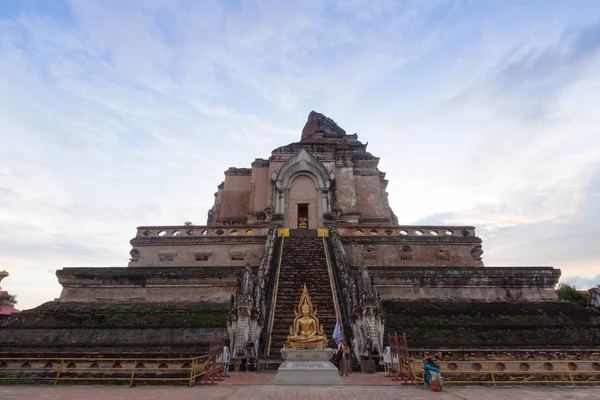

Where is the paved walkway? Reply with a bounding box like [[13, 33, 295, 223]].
[[1, 385, 599, 399], [1, 373, 598, 399], [222, 371, 399, 385]]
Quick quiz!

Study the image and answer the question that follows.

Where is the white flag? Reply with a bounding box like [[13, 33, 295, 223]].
[[332, 318, 342, 345]]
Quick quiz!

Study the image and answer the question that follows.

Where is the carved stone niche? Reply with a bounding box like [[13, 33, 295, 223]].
[[158, 250, 177, 262], [362, 245, 377, 262], [437, 248, 450, 262], [194, 251, 212, 262], [399, 245, 413, 261], [229, 248, 247, 261], [247, 211, 267, 223]]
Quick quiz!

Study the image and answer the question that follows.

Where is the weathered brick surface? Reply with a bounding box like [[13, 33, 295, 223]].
[[369, 267, 560, 301], [129, 242, 266, 268], [0, 301, 229, 356], [249, 162, 270, 214], [56, 267, 243, 303], [210, 112, 395, 227], [384, 300, 600, 348]]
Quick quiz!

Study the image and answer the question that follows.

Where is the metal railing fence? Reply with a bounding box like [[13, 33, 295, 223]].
[[0, 355, 223, 387], [411, 359, 600, 387]]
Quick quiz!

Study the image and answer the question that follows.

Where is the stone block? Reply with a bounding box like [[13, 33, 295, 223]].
[[276, 349, 341, 385]]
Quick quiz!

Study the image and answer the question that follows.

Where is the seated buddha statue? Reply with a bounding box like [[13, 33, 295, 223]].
[[285, 284, 328, 349]]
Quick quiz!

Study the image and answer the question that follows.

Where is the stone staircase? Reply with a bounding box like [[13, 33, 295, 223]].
[[267, 236, 338, 355]]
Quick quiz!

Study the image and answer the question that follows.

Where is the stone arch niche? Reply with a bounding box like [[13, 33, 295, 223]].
[[272, 149, 334, 228]]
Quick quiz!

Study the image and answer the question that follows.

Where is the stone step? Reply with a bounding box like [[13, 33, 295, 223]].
[[271, 318, 336, 323], [271, 324, 336, 332], [276, 295, 332, 299], [273, 304, 335, 310], [267, 237, 338, 355]]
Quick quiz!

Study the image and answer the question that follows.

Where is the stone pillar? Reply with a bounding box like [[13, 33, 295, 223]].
[[276, 190, 285, 214], [321, 190, 329, 213]]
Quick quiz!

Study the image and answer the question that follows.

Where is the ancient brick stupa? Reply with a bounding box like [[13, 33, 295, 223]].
[[1, 112, 598, 365]]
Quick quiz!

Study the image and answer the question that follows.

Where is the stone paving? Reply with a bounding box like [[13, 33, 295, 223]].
[[1, 385, 600, 400], [1, 373, 599, 399]]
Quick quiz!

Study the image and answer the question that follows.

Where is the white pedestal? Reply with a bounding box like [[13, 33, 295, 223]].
[[275, 348, 341, 385]]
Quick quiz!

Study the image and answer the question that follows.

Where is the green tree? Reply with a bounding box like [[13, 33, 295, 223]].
[[556, 283, 589, 306], [0, 292, 17, 306]]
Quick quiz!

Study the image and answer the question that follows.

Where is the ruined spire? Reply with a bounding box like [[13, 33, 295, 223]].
[[301, 111, 346, 141]]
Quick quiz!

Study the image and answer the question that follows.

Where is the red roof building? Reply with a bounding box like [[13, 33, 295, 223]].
[[0, 290, 20, 325]]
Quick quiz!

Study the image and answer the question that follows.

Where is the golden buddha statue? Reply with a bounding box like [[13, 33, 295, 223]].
[[285, 284, 328, 349]]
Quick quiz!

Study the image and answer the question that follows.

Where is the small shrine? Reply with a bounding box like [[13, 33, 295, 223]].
[[276, 284, 339, 385]]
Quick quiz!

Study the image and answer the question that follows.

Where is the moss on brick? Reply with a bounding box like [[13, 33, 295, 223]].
[[6, 301, 229, 328], [383, 301, 600, 349]]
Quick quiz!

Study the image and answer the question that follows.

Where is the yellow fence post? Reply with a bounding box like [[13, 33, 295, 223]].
[[489, 361, 496, 387], [188, 357, 197, 387], [129, 360, 137, 387], [410, 364, 417, 388], [53, 359, 65, 387], [415, 369, 420, 388], [567, 361, 576, 387]]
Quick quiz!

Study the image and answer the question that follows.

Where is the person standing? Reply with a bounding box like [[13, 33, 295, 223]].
[[422, 358, 443, 391], [338, 340, 351, 377], [216, 346, 230, 375]]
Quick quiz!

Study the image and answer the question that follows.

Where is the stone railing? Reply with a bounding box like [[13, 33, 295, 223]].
[[326, 229, 356, 337], [135, 225, 271, 238], [227, 229, 280, 361], [134, 225, 475, 239], [334, 225, 477, 238], [328, 228, 385, 359]]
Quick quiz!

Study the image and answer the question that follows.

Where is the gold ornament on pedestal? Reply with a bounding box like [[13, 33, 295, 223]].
[[285, 283, 328, 349]]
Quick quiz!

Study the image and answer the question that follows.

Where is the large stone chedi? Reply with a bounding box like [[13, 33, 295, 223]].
[[210, 110, 396, 229], [6, 111, 591, 364]]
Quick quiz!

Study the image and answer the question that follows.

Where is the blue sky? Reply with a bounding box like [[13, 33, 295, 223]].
[[1, 0, 599, 309]]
